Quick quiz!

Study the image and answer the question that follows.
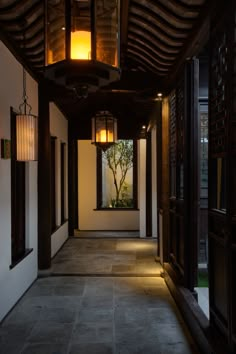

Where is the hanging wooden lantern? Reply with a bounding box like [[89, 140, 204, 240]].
[[91, 110, 117, 151]]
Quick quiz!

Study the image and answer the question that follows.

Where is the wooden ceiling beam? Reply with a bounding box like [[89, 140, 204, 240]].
[[164, 1, 211, 89], [0, 25, 39, 80], [120, 0, 130, 66]]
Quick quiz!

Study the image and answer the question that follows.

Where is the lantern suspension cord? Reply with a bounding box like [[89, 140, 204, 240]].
[[19, 29, 32, 116]]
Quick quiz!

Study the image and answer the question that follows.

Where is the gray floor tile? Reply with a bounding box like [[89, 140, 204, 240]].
[[21, 343, 68, 354], [115, 324, 156, 344], [28, 322, 73, 344], [2, 306, 42, 325], [69, 342, 113, 354], [77, 308, 113, 323], [51, 237, 159, 276], [0, 236, 200, 354], [0, 322, 34, 342], [81, 295, 114, 309], [39, 307, 76, 323], [0, 341, 25, 354], [114, 307, 149, 325], [71, 322, 113, 344], [158, 342, 199, 354], [115, 341, 161, 354]]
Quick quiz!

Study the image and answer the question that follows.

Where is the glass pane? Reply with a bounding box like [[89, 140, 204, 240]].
[[211, 157, 226, 211], [170, 165, 176, 197], [101, 140, 133, 208], [96, 0, 119, 67], [200, 111, 208, 202], [46, 0, 66, 65], [71, 0, 91, 59], [216, 158, 226, 210]]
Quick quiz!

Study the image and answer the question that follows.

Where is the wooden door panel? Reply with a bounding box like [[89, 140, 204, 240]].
[[168, 60, 199, 289], [208, 2, 236, 350]]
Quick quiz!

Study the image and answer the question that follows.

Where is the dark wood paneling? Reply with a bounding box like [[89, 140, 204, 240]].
[[208, 1, 236, 351], [61, 142, 65, 223], [161, 98, 169, 262], [38, 82, 51, 269], [11, 108, 26, 263], [184, 60, 199, 289], [146, 131, 152, 236], [68, 137, 78, 235], [167, 59, 199, 290], [96, 148, 102, 209], [50, 137, 56, 232]]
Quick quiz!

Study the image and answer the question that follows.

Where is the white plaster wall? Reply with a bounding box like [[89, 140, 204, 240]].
[[49, 102, 69, 257], [78, 140, 139, 230], [0, 41, 38, 321], [138, 139, 146, 237], [151, 126, 158, 238]]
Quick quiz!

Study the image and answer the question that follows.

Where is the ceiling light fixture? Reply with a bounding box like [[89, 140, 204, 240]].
[[91, 110, 117, 151], [45, 0, 121, 92]]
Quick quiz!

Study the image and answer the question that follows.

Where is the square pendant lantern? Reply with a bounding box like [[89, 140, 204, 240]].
[[45, 0, 120, 90], [91, 111, 117, 151]]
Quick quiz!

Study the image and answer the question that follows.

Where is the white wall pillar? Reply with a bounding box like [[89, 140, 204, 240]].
[[0, 41, 38, 321]]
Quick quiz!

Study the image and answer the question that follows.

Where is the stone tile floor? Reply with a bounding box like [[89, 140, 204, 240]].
[[0, 237, 200, 354], [0, 277, 199, 354], [50, 238, 162, 276]]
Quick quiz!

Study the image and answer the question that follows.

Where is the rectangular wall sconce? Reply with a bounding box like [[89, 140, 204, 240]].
[[1, 139, 11, 159]]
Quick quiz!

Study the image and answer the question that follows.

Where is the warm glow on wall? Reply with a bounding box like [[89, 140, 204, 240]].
[[71, 31, 91, 59], [16, 114, 38, 161]]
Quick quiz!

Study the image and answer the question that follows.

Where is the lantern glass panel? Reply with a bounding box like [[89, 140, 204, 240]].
[[46, 0, 66, 65], [95, 117, 115, 143], [96, 0, 119, 67], [71, 0, 91, 59]]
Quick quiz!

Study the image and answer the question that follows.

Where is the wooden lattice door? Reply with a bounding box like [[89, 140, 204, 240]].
[[168, 60, 199, 290], [208, 2, 236, 350]]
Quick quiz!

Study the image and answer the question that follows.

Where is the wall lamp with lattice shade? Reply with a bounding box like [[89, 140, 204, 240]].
[[16, 69, 38, 161], [45, 0, 120, 90], [91, 111, 117, 151]]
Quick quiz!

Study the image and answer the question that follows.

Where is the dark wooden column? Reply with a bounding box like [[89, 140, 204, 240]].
[[68, 126, 78, 236], [164, 60, 199, 291], [156, 101, 162, 256], [184, 60, 199, 291], [161, 99, 169, 263], [38, 82, 51, 269], [146, 131, 152, 237]]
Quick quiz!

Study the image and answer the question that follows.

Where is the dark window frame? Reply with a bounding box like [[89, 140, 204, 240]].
[[51, 136, 57, 232], [61, 142, 66, 224], [10, 108, 33, 268], [96, 139, 138, 210]]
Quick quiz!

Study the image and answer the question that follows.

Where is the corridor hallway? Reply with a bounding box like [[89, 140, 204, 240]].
[[0, 237, 200, 354]]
